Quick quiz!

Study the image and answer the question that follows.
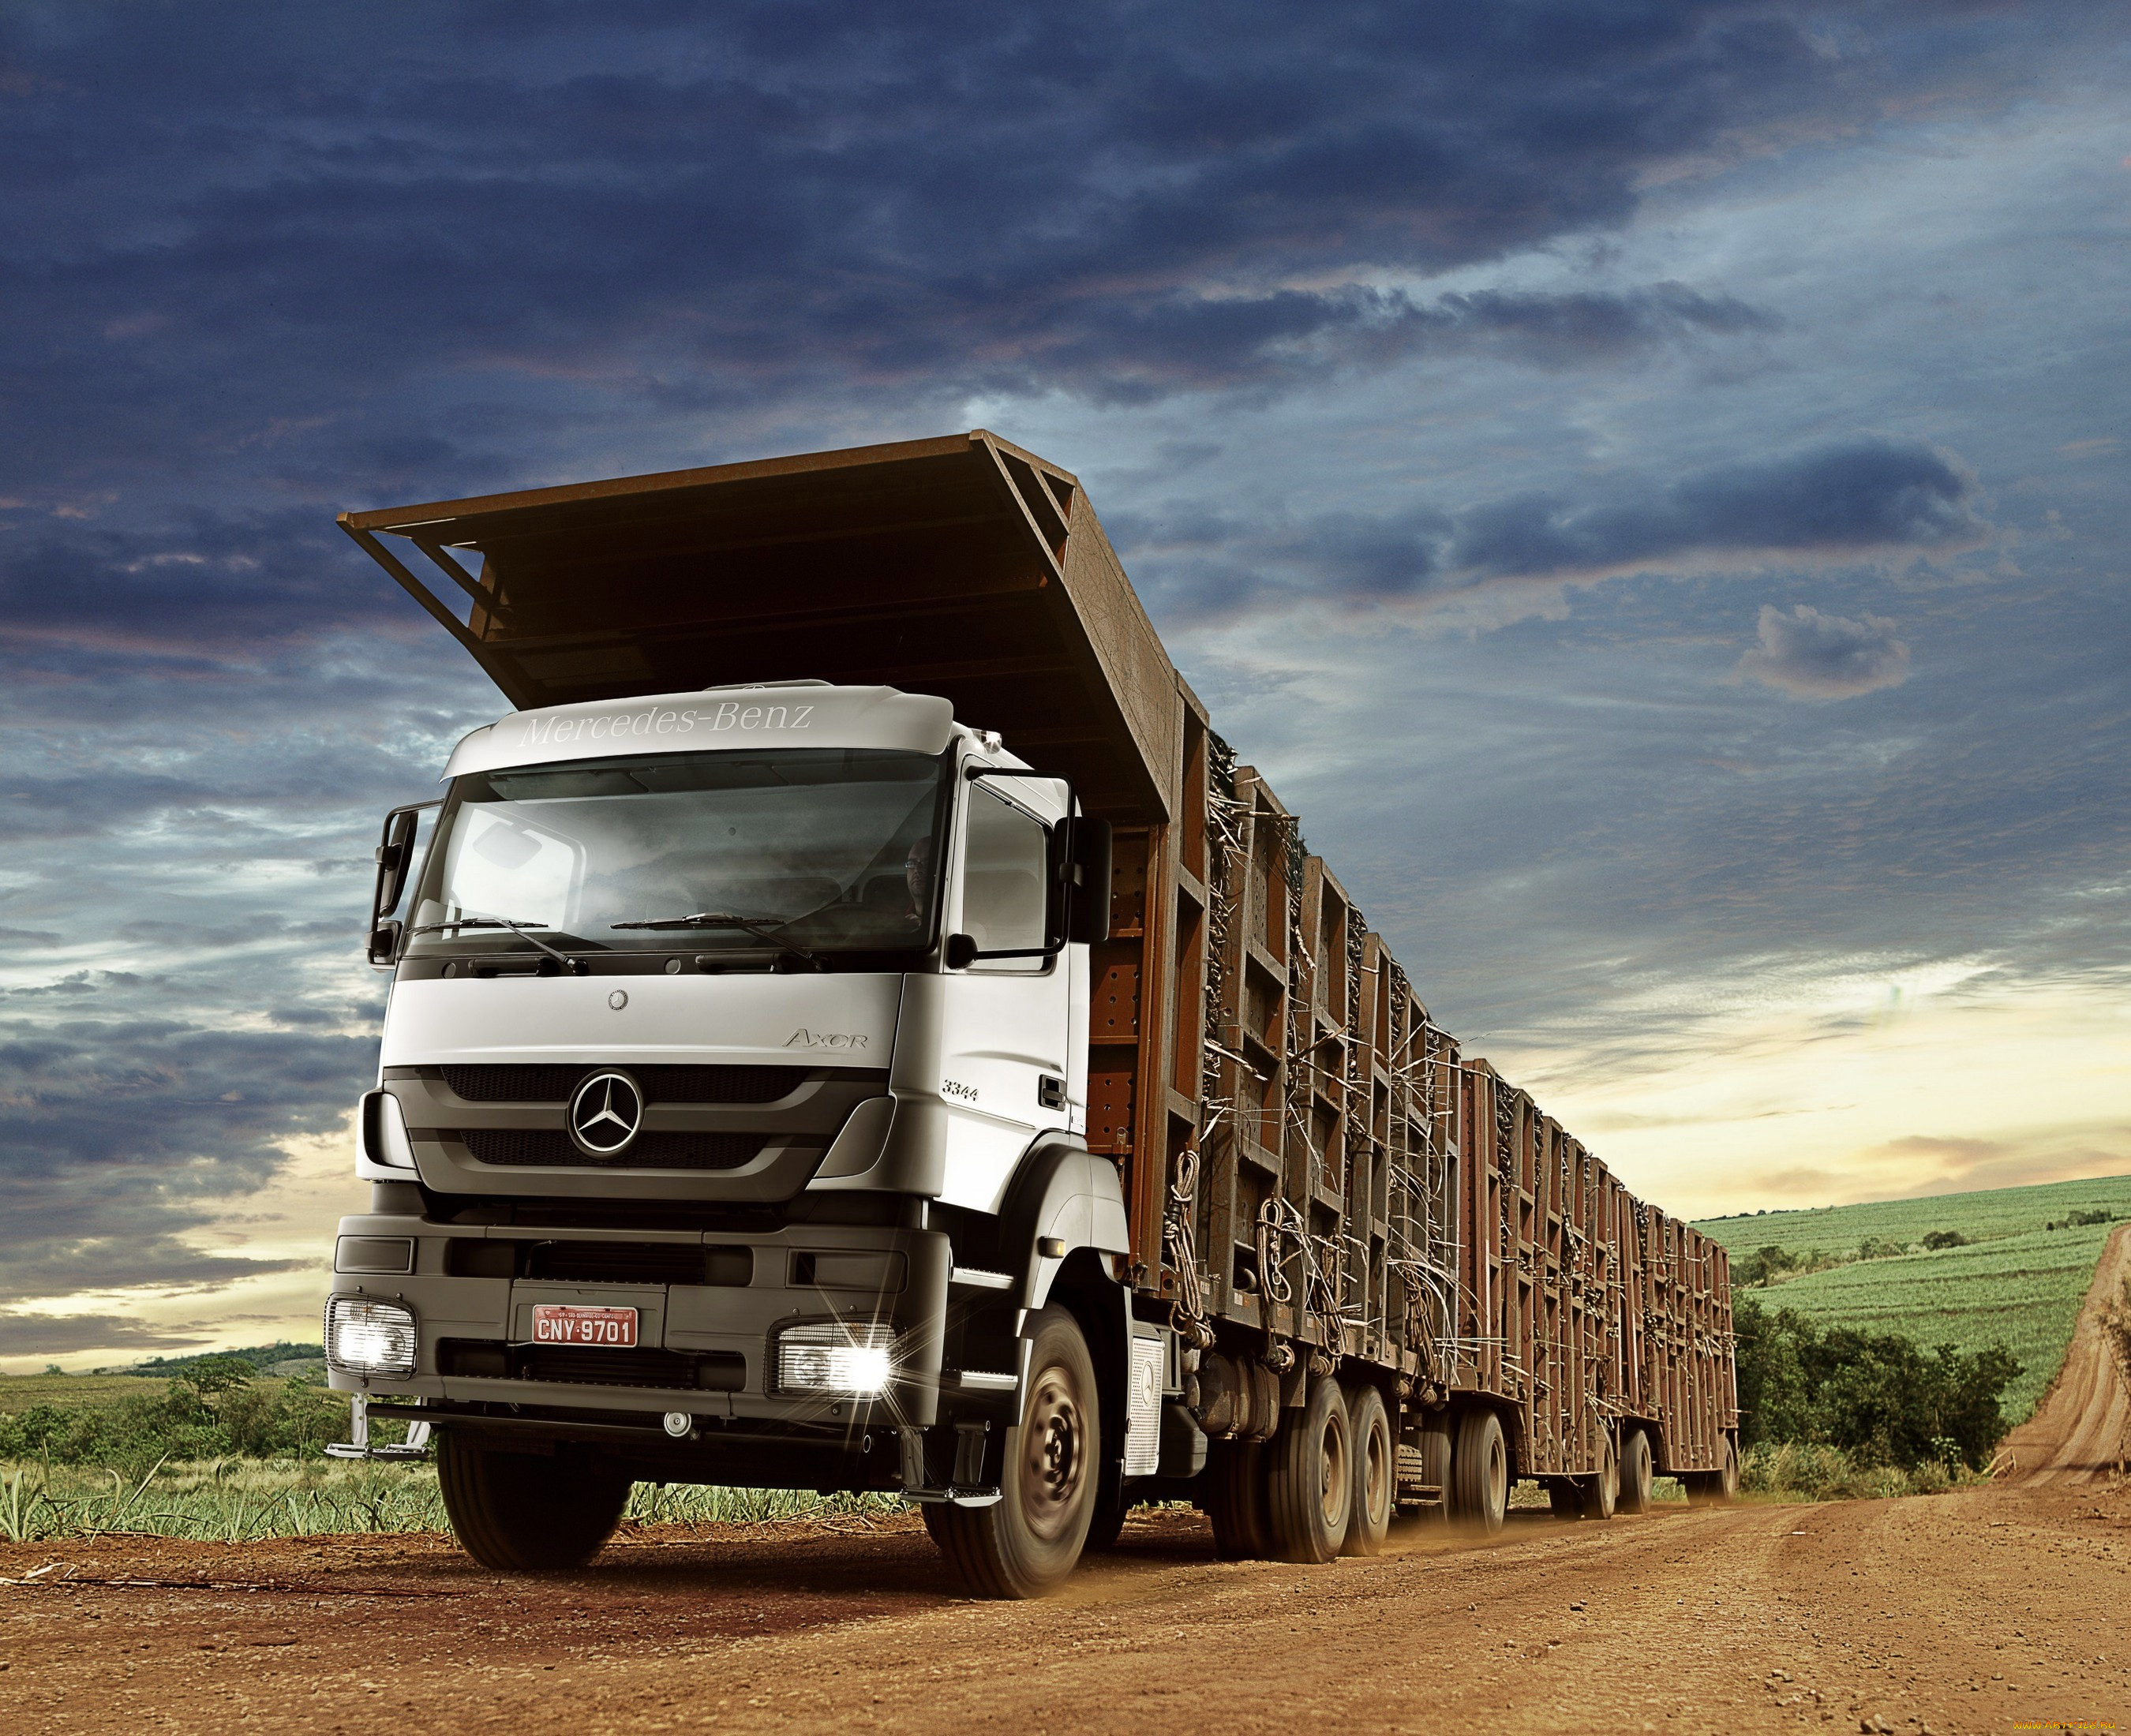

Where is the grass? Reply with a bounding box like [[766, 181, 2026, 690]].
[[1738, 1442, 1983, 1502], [1696, 1171, 2131, 1424], [0, 1457, 903, 1547]]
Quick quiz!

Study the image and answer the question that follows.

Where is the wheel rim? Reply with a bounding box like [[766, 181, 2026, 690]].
[[1363, 1424, 1388, 1521], [1485, 1434, 1507, 1515], [1317, 1413, 1350, 1528], [1020, 1363, 1088, 1543]]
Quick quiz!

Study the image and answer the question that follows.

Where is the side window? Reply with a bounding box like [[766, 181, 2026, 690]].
[[961, 786, 1050, 967]]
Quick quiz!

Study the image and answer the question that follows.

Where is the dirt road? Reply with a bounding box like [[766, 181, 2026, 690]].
[[2000, 1224, 2130, 1487], [5, 1248, 2128, 1735]]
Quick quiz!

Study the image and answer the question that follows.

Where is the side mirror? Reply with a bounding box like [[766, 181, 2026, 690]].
[[367, 919, 403, 967], [1066, 818, 1112, 945], [372, 807, 421, 926], [944, 933, 979, 971]]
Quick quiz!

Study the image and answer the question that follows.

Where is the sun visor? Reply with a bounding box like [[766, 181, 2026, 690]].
[[441, 683, 957, 780]]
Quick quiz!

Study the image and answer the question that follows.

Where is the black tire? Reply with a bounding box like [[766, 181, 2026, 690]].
[[1267, 1375, 1353, 1563], [1449, 1409, 1508, 1535], [436, 1432, 631, 1570], [1683, 1435, 1740, 1506], [1340, 1382, 1393, 1557], [1083, 1486, 1129, 1553], [1414, 1424, 1451, 1523], [1577, 1428, 1619, 1521], [929, 1304, 1099, 1598], [1206, 1438, 1273, 1560], [1618, 1426, 1654, 1514]]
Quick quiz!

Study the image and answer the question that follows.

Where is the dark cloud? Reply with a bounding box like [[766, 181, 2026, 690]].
[[0, 1313, 213, 1356], [1737, 603, 1912, 698], [0, 1008, 374, 1281], [0, 510, 409, 658], [1128, 436, 1989, 620], [1446, 438, 1987, 581], [0, 1, 2091, 501]]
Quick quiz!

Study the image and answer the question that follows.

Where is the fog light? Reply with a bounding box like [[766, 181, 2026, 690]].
[[776, 1323, 897, 1397], [662, 1411, 694, 1438], [325, 1295, 418, 1379]]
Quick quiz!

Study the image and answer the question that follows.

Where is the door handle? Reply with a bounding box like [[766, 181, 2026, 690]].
[[1037, 1075, 1067, 1110]]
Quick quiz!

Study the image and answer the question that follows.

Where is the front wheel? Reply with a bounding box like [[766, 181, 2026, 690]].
[[436, 1433, 631, 1570], [929, 1304, 1099, 1598]]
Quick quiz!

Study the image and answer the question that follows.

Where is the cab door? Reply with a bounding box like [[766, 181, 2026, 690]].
[[932, 776, 1073, 1210]]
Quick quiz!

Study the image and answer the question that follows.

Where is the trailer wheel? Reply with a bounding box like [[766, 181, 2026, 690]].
[[436, 1433, 631, 1570], [1268, 1375, 1353, 1563], [929, 1304, 1099, 1599], [1685, 1434, 1741, 1506], [1449, 1409, 1507, 1535], [1577, 1427, 1619, 1521], [1340, 1383, 1393, 1556], [1618, 1427, 1654, 1513], [1206, 1438, 1274, 1559], [1413, 1425, 1451, 1522]]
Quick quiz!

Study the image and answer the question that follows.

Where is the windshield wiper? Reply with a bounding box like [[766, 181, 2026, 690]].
[[411, 917, 586, 974], [610, 911, 819, 963]]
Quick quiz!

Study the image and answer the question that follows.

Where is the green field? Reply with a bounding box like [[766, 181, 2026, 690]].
[[0, 1371, 172, 1416], [1695, 1171, 2131, 1424]]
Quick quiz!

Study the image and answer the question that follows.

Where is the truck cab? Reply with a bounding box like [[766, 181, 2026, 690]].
[[329, 680, 1138, 1596]]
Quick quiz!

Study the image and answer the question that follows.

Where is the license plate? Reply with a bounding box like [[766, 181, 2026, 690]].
[[531, 1304, 639, 1347]]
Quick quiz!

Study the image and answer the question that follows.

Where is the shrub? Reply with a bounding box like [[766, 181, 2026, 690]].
[[1920, 1229, 1970, 1251], [1734, 1297, 2019, 1470], [0, 1375, 354, 1472]]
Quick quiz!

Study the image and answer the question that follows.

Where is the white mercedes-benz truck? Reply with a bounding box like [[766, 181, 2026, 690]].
[[327, 432, 1738, 1599]]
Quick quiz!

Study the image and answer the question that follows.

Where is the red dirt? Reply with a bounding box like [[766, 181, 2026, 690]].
[[6, 1253, 2129, 1734]]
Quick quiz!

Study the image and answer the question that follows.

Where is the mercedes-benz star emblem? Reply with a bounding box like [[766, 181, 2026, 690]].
[[567, 1069, 643, 1158], [608, 989, 628, 1011]]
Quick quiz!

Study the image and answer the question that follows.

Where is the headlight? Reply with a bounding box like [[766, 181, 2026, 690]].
[[326, 1296, 418, 1379], [776, 1322, 898, 1397], [360, 1089, 417, 1170]]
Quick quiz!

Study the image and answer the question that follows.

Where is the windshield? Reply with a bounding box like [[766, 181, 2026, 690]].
[[406, 747, 952, 958]]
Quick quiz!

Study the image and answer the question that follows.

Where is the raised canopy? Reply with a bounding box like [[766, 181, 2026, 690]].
[[341, 431, 1182, 822]]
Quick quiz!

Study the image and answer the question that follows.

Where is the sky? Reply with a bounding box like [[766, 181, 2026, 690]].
[[1, 1, 2125, 1367]]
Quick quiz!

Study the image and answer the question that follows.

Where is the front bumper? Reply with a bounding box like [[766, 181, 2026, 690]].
[[325, 1203, 953, 1433]]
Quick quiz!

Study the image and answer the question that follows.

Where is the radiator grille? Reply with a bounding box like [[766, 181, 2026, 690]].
[[459, 1129, 771, 1170], [441, 1064, 807, 1105]]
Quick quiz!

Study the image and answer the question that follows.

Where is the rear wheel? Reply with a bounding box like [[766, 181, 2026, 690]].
[[1577, 1428, 1619, 1521], [1340, 1382, 1393, 1557], [1618, 1427, 1654, 1513], [436, 1433, 631, 1570], [1206, 1439, 1274, 1559], [1267, 1375, 1353, 1563], [1449, 1409, 1508, 1535], [929, 1304, 1099, 1598], [1684, 1435, 1740, 1506]]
